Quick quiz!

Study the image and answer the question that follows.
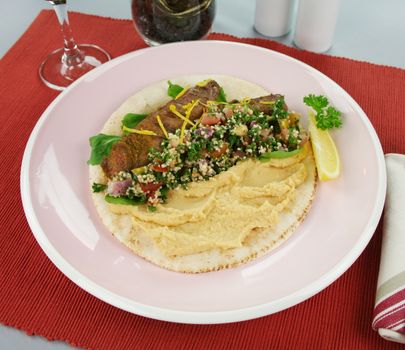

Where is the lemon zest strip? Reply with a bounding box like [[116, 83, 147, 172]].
[[131, 166, 147, 175], [122, 125, 157, 136], [169, 105, 195, 127], [192, 114, 204, 130], [196, 79, 212, 87], [259, 101, 276, 105], [156, 114, 169, 139], [180, 99, 199, 144], [175, 86, 189, 100]]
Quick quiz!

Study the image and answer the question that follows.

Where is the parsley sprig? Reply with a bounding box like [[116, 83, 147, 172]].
[[303, 94, 342, 130]]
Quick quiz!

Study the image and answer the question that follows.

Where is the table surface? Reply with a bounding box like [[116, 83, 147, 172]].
[[1, 0, 404, 349]]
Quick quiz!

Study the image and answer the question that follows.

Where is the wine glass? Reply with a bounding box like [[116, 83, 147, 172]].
[[131, 0, 216, 46], [39, 0, 111, 91]]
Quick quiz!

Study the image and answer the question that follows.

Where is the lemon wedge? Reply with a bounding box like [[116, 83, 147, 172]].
[[308, 111, 341, 181]]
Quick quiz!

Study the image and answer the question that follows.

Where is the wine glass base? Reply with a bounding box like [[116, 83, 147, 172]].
[[39, 44, 111, 91]]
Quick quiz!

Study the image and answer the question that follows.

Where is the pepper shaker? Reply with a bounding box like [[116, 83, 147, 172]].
[[254, 0, 296, 37], [293, 0, 341, 52]]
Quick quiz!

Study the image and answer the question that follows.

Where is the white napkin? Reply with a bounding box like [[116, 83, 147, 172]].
[[372, 154, 405, 344]]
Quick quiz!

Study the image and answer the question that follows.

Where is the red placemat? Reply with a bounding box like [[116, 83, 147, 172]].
[[1, 10, 405, 350]]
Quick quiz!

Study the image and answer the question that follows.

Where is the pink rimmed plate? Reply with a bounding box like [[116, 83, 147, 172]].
[[20, 41, 386, 324]]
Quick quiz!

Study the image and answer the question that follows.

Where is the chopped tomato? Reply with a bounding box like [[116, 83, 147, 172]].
[[242, 136, 251, 146], [280, 128, 289, 140], [152, 164, 168, 172], [211, 144, 228, 158], [140, 182, 162, 193], [232, 150, 246, 158], [201, 114, 221, 126], [260, 128, 270, 139]]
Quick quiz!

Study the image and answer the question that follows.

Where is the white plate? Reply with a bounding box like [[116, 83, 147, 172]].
[[20, 41, 386, 324]]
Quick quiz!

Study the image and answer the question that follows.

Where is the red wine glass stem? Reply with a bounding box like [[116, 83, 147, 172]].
[[51, 1, 84, 66]]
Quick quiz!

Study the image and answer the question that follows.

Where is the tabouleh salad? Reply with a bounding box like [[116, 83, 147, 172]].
[[90, 80, 342, 211]]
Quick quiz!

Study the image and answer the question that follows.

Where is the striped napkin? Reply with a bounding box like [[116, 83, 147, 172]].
[[372, 154, 405, 344]]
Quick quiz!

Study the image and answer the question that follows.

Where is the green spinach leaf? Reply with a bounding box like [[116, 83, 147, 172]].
[[87, 133, 121, 165], [104, 195, 146, 206], [122, 113, 148, 128], [259, 148, 303, 161], [167, 80, 184, 99]]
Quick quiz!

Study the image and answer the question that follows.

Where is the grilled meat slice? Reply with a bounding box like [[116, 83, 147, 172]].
[[101, 80, 221, 178], [249, 94, 284, 114]]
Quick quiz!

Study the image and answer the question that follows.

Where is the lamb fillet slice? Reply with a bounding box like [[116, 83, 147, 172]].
[[101, 80, 221, 178], [248, 94, 284, 114]]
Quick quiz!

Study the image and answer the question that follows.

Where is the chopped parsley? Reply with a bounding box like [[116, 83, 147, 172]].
[[147, 205, 157, 212], [92, 183, 107, 193], [271, 98, 288, 120], [216, 87, 227, 103]]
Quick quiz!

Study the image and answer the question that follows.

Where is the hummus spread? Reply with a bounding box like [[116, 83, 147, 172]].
[[108, 148, 308, 257]]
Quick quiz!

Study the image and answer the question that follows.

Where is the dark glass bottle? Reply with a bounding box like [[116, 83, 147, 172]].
[[131, 0, 216, 45]]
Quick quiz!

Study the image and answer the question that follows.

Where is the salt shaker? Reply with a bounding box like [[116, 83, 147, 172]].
[[254, 0, 296, 37], [293, 0, 341, 53]]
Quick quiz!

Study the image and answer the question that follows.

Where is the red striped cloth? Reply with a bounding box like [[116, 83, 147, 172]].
[[373, 290, 405, 331], [1, 10, 405, 349]]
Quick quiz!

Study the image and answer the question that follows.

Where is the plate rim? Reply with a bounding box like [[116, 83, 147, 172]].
[[20, 40, 387, 324]]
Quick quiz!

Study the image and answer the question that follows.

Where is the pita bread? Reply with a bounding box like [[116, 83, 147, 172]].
[[89, 75, 317, 273]]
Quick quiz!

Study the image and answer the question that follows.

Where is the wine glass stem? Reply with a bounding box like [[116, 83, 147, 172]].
[[52, 2, 84, 66]]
